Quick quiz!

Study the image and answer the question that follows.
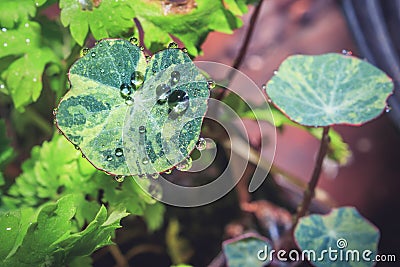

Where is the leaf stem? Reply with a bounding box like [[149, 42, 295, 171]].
[[293, 126, 330, 226], [216, 0, 265, 100], [108, 244, 129, 267]]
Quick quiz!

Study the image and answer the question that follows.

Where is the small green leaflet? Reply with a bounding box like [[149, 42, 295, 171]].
[[266, 53, 393, 127], [294, 207, 380, 267], [56, 39, 209, 176]]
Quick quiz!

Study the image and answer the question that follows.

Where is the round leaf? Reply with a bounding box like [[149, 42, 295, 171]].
[[266, 53, 393, 126], [294, 207, 380, 267], [56, 39, 209, 176], [223, 233, 272, 267]]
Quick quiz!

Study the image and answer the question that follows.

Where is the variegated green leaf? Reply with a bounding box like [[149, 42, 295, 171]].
[[222, 233, 272, 267], [265, 53, 393, 126], [56, 39, 209, 176], [294, 207, 380, 267]]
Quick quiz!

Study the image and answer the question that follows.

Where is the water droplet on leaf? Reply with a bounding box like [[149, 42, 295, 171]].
[[3, 43, 7, 47], [196, 137, 207, 151], [1, 28, 7, 32], [74, 144, 80, 150], [129, 37, 138, 45], [82, 48, 89, 56], [168, 42, 178, 49], [182, 47, 188, 53], [170, 71, 180, 85], [342, 49, 353, 56], [262, 84, 267, 90], [207, 80, 216, 89], [91, 52, 96, 57], [142, 158, 149, 165], [176, 157, 192, 171], [115, 148, 123, 157], [106, 155, 113, 161], [164, 169, 172, 174], [125, 97, 134, 106], [168, 90, 189, 115], [385, 105, 392, 113], [139, 126, 146, 133], [131, 71, 144, 89], [53, 108, 58, 116], [120, 83, 132, 99], [151, 173, 159, 179], [115, 175, 125, 182]]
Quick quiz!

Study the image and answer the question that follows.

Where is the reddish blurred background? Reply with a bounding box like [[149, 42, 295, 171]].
[[197, 0, 400, 263]]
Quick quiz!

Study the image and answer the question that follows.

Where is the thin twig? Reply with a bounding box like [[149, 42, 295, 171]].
[[216, 0, 266, 100], [293, 126, 331, 227], [108, 244, 129, 267]]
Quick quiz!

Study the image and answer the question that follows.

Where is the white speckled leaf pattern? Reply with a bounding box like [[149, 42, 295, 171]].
[[266, 53, 393, 126], [56, 39, 209, 176], [294, 207, 380, 267]]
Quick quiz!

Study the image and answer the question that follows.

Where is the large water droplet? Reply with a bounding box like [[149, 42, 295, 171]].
[[168, 90, 189, 115], [176, 157, 192, 171], [196, 137, 207, 151], [207, 80, 216, 89], [106, 155, 113, 161], [115, 175, 125, 182], [168, 42, 178, 49], [139, 126, 146, 133], [115, 148, 123, 157], [131, 71, 144, 89], [156, 84, 171, 104], [170, 71, 180, 86], [120, 83, 132, 99]]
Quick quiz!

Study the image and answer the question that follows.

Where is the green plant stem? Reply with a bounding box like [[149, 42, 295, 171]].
[[216, 0, 265, 100], [108, 244, 129, 267], [293, 126, 331, 226]]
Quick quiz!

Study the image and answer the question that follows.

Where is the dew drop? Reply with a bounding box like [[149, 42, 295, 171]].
[[53, 108, 58, 116], [82, 154, 86, 159], [139, 46, 144, 51], [342, 49, 353, 56], [131, 71, 144, 89], [262, 84, 267, 90], [168, 90, 189, 115], [170, 71, 180, 85], [139, 126, 146, 133], [176, 157, 192, 171], [164, 169, 172, 174], [120, 83, 132, 99], [156, 84, 171, 104], [24, 23, 29, 27], [0, 84, 4, 89], [115, 148, 123, 157], [115, 175, 125, 182], [74, 144, 80, 150], [168, 42, 178, 49], [82, 48, 89, 56], [182, 47, 188, 53], [273, 70, 278, 75], [129, 37, 138, 45], [196, 137, 207, 151], [145, 55, 151, 62], [207, 80, 216, 89], [142, 157, 149, 165], [100, 68, 105, 73], [106, 155, 113, 161], [125, 97, 134, 106], [6, 227, 11, 231], [151, 173, 159, 179], [385, 105, 392, 113], [91, 52, 96, 57], [3, 43, 7, 47], [25, 38, 30, 44], [1, 28, 7, 32]]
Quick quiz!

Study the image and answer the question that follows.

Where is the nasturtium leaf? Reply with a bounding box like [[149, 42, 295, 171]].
[[294, 207, 380, 267], [56, 39, 209, 176], [222, 233, 273, 267], [266, 53, 393, 126]]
